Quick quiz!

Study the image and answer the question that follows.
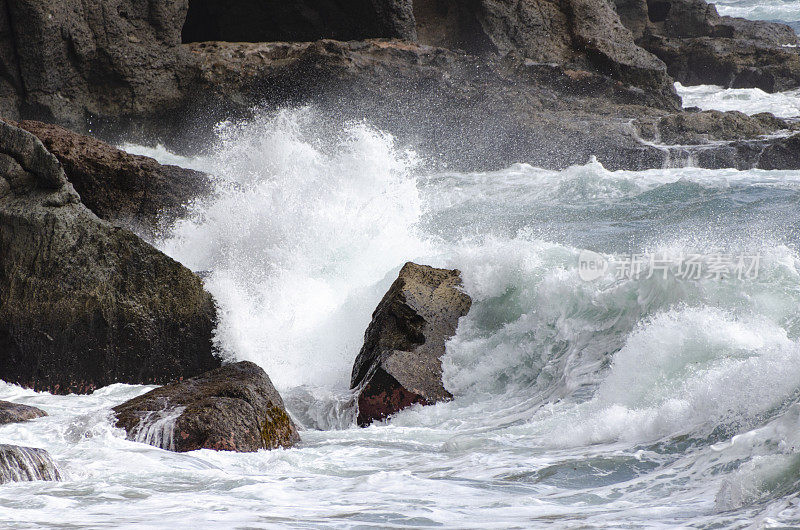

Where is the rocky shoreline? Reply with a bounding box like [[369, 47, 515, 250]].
[[0, 0, 797, 171], [0, 0, 799, 483]]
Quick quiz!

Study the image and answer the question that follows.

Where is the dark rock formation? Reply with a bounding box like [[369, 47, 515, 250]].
[[649, 132, 800, 170], [15, 120, 212, 237], [0, 120, 220, 394], [411, 0, 677, 100], [0, 0, 192, 129], [178, 39, 676, 171], [351, 262, 472, 426], [756, 134, 800, 170], [397, 0, 666, 74], [643, 36, 800, 92], [0, 401, 47, 425], [113, 361, 300, 453], [0, 445, 61, 484], [182, 0, 416, 43], [614, 0, 800, 91], [0, 0, 684, 172], [635, 110, 785, 145]]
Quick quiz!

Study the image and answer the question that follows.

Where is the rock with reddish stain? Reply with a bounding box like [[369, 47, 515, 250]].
[[351, 262, 472, 426], [113, 362, 300, 453]]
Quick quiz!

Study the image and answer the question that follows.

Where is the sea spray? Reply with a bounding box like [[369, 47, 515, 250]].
[[159, 108, 428, 390]]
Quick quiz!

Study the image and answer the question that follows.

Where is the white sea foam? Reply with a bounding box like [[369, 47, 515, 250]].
[[132, 407, 186, 451], [713, 0, 800, 24], [677, 82, 800, 118]]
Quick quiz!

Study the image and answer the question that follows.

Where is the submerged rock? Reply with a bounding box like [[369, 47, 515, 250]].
[[351, 263, 472, 426], [0, 402, 47, 425], [0, 120, 220, 394], [113, 361, 300, 453], [0, 445, 61, 484], [14, 120, 212, 237]]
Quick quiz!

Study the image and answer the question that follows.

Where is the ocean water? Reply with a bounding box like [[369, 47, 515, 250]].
[[713, 0, 800, 27], [0, 104, 797, 527]]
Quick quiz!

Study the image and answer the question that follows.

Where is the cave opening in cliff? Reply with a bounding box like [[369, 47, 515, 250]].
[[412, 0, 494, 55], [646, 0, 672, 22], [182, 0, 408, 43]]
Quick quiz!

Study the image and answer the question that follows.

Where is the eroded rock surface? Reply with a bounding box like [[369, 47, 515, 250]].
[[15, 120, 212, 237], [615, 0, 800, 91]]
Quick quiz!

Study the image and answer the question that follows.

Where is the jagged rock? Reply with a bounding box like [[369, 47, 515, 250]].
[[0, 445, 61, 484], [656, 132, 800, 170], [0, 120, 220, 394], [614, 0, 800, 91], [642, 35, 800, 92], [182, 0, 416, 43], [178, 39, 676, 171], [0, 401, 47, 425], [0, 0, 192, 128], [351, 263, 472, 426], [0, 0, 796, 172], [0, 0, 683, 172], [113, 361, 300, 453], [15, 120, 212, 237], [412, 0, 676, 100]]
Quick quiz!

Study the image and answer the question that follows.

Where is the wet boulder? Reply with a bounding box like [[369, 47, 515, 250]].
[[0, 402, 47, 425], [15, 120, 212, 238], [756, 134, 800, 171], [351, 262, 472, 426], [0, 120, 220, 394], [0, 445, 61, 484], [113, 361, 300, 453]]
